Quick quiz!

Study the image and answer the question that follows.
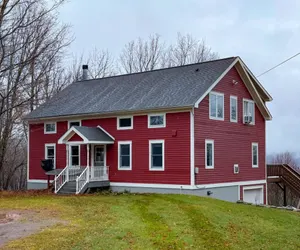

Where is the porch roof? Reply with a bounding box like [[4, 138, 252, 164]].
[[58, 125, 115, 144]]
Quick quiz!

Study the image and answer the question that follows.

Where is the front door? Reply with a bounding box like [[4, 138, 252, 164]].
[[94, 145, 105, 167]]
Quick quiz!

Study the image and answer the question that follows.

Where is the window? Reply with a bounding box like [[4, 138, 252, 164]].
[[44, 122, 56, 134], [45, 144, 56, 168], [118, 141, 132, 170], [209, 92, 224, 120], [149, 140, 164, 170], [205, 140, 214, 169], [230, 96, 238, 122], [117, 116, 133, 130], [252, 143, 258, 168], [68, 120, 81, 129], [243, 99, 255, 125], [148, 114, 166, 128], [70, 145, 80, 166]]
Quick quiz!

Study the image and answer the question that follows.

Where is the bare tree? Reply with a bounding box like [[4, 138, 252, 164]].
[[0, 0, 72, 190], [269, 151, 299, 171], [119, 34, 164, 73], [161, 33, 219, 67]]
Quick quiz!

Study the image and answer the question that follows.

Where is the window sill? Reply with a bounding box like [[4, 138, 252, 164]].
[[44, 131, 56, 134], [148, 125, 166, 128], [117, 127, 133, 130], [118, 167, 132, 171], [149, 168, 164, 171], [209, 116, 224, 121], [205, 166, 214, 169]]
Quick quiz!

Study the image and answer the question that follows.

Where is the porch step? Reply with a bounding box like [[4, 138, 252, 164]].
[[57, 181, 77, 195]]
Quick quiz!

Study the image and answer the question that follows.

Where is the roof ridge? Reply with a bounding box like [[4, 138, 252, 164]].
[[75, 56, 237, 83]]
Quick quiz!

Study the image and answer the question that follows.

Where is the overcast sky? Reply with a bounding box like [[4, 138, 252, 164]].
[[59, 0, 300, 154]]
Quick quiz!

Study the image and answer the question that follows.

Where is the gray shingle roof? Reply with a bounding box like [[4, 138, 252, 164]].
[[74, 126, 114, 142], [26, 57, 236, 120]]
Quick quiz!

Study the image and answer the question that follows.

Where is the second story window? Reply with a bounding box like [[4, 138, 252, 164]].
[[117, 116, 133, 130], [68, 120, 81, 129], [209, 92, 224, 120], [243, 99, 255, 125], [230, 96, 238, 122], [148, 114, 166, 128], [44, 122, 56, 134]]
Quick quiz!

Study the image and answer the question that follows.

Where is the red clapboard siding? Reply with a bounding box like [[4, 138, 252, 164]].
[[29, 121, 68, 180], [194, 66, 266, 185], [29, 112, 191, 185], [69, 134, 83, 141]]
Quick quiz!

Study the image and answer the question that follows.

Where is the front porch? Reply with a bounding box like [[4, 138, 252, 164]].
[[55, 125, 115, 194]]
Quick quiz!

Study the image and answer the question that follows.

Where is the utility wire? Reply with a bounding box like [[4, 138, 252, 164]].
[[257, 52, 300, 77]]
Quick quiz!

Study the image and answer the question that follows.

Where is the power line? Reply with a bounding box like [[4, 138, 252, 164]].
[[257, 52, 300, 77]]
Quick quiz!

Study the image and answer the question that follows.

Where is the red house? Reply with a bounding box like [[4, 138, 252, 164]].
[[25, 57, 272, 203]]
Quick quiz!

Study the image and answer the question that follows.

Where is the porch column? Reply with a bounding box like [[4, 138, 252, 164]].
[[87, 144, 90, 167], [66, 144, 69, 167]]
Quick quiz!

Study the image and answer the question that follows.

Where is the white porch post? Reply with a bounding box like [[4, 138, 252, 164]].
[[66, 144, 69, 167]]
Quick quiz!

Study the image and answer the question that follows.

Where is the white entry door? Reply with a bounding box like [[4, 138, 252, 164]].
[[243, 187, 263, 204], [94, 146, 105, 167]]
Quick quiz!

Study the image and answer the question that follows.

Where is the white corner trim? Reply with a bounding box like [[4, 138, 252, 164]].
[[97, 125, 115, 140], [44, 121, 57, 134], [117, 116, 133, 130], [230, 95, 238, 123], [118, 141, 132, 170], [68, 120, 81, 129], [205, 139, 214, 169], [148, 113, 166, 128], [149, 139, 165, 171], [190, 109, 195, 186], [194, 57, 239, 108]]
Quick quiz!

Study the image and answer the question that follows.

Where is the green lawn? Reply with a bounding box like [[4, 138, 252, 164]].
[[1, 192, 300, 250]]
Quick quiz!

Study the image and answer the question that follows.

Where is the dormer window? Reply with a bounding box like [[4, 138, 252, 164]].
[[243, 99, 255, 125], [209, 92, 224, 120]]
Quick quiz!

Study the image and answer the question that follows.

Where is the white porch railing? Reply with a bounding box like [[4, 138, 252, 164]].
[[90, 166, 109, 181], [76, 166, 89, 194], [54, 166, 69, 193]]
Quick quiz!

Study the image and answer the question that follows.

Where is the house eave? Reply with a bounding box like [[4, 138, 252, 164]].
[[25, 106, 193, 123]]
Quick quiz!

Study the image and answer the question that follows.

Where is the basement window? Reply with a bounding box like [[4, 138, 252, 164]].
[[44, 122, 56, 134]]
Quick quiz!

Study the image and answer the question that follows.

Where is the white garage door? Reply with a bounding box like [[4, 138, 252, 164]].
[[243, 187, 263, 204]]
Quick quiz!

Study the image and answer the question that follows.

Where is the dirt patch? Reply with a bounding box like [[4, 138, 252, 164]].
[[0, 209, 62, 248]]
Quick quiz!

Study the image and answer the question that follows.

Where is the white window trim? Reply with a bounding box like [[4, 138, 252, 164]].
[[68, 120, 82, 129], [148, 113, 166, 128], [205, 139, 214, 169], [209, 91, 224, 121], [252, 142, 259, 168], [117, 116, 133, 130], [118, 141, 132, 170], [44, 122, 57, 134], [69, 144, 80, 167], [243, 98, 255, 125], [45, 143, 56, 169], [149, 139, 165, 171], [230, 95, 238, 123]]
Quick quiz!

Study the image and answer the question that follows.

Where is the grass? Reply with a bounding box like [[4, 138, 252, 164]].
[[1, 192, 300, 250]]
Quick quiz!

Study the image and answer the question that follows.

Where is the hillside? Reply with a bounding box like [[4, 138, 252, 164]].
[[0, 192, 300, 249]]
